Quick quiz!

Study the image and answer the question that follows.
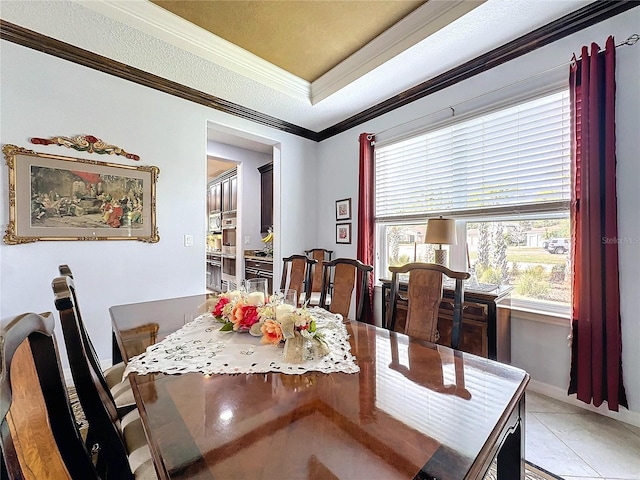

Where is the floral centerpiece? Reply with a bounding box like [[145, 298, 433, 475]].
[[211, 290, 329, 363]]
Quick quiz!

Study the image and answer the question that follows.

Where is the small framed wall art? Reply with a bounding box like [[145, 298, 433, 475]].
[[2, 144, 159, 244], [335, 198, 351, 221], [336, 223, 352, 244]]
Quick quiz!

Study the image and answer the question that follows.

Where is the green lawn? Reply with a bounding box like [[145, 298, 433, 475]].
[[469, 246, 568, 265]]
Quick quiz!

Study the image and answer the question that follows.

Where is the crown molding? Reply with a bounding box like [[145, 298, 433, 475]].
[[76, 0, 311, 103], [1, 1, 636, 142], [0, 19, 320, 141], [310, 0, 484, 104], [317, 0, 640, 140]]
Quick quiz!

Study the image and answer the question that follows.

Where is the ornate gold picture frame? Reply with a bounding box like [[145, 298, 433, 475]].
[[3, 144, 159, 244]]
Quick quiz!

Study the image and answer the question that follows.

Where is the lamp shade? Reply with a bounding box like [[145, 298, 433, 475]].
[[425, 218, 457, 245]]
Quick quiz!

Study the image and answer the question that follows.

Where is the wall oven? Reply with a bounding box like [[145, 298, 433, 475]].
[[221, 214, 236, 255]]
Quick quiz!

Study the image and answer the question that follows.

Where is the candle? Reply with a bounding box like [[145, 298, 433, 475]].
[[246, 291, 265, 306], [275, 303, 295, 321]]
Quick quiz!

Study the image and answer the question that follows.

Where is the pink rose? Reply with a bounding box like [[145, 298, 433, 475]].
[[236, 305, 259, 330], [212, 297, 229, 317]]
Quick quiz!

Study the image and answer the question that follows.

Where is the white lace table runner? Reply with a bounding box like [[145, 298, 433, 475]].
[[123, 307, 359, 376]]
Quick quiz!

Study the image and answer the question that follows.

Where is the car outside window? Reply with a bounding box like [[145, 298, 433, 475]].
[[546, 238, 569, 254]]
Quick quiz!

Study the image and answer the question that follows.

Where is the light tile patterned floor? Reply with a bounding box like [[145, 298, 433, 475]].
[[526, 390, 640, 480]]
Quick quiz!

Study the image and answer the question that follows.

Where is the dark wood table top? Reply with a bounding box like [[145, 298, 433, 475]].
[[111, 294, 529, 480]]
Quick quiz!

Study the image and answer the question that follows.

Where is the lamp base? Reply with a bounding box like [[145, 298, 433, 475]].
[[434, 248, 448, 267]]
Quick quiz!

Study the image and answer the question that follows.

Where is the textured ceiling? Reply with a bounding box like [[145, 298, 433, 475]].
[[151, 0, 425, 82]]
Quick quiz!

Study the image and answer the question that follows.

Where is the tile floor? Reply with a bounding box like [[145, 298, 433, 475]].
[[526, 390, 640, 480]]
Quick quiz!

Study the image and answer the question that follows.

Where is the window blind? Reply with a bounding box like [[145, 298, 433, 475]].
[[375, 90, 571, 220]]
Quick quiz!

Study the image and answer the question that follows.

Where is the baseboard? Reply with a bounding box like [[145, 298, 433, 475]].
[[63, 366, 74, 387], [528, 378, 640, 428]]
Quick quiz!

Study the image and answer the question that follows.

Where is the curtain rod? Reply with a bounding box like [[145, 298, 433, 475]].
[[371, 34, 638, 141], [571, 33, 639, 65]]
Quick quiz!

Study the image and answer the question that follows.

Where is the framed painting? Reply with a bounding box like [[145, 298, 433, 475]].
[[335, 198, 351, 221], [336, 223, 351, 244], [3, 144, 159, 244]]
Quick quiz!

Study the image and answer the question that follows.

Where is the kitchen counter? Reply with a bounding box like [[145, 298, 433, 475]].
[[244, 250, 273, 262]]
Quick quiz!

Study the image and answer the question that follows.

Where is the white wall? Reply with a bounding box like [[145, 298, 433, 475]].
[[0, 40, 317, 369], [316, 10, 640, 423]]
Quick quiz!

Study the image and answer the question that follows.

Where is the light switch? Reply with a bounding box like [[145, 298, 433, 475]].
[[244, 235, 250, 245], [184, 234, 193, 247]]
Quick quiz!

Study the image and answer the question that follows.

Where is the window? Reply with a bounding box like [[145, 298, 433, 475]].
[[466, 217, 571, 312], [375, 90, 571, 314]]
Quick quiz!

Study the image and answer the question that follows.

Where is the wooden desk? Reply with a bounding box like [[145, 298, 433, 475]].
[[380, 279, 513, 363], [111, 295, 529, 480]]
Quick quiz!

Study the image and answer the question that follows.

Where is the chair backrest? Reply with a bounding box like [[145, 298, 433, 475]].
[[318, 258, 373, 321], [386, 262, 470, 349], [0, 312, 99, 480], [304, 249, 333, 293], [52, 275, 135, 479], [57, 265, 114, 398], [280, 255, 316, 306]]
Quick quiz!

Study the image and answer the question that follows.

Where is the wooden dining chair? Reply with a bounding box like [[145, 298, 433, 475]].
[[318, 258, 373, 321], [280, 255, 316, 306], [52, 275, 157, 479], [386, 262, 470, 350], [301, 248, 333, 307], [58, 264, 135, 417], [1, 312, 100, 480]]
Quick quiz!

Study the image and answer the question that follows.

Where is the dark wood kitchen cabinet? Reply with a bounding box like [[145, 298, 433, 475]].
[[222, 174, 237, 213], [208, 169, 236, 217], [258, 162, 273, 233], [209, 181, 222, 213]]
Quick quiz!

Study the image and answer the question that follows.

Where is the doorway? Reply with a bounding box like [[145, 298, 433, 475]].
[[206, 123, 279, 291]]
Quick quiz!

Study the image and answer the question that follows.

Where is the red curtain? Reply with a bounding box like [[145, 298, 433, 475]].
[[356, 133, 375, 324], [568, 36, 627, 411]]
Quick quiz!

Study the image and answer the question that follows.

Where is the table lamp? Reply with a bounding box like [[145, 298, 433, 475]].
[[425, 217, 457, 267]]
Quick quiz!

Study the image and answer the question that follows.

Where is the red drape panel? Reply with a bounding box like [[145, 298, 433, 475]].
[[356, 133, 375, 324], [568, 36, 627, 411]]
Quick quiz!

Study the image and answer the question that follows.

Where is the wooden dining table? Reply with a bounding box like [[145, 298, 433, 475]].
[[110, 294, 530, 480]]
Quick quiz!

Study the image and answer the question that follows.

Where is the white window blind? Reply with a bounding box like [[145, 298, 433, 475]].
[[375, 90, 571, 220]]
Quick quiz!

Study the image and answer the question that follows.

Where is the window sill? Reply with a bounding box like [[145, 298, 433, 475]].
[[507, 304, 570, 327]]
